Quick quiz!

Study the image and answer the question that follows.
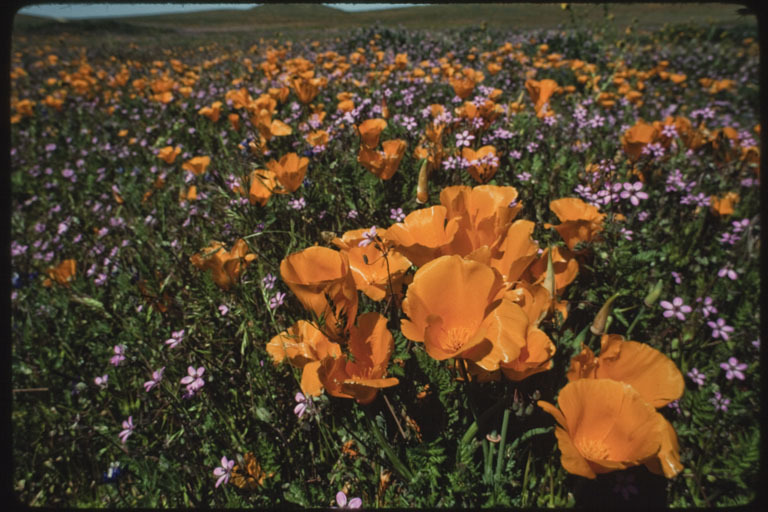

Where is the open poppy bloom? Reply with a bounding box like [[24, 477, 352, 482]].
[[621, 120, 659, 160], [198, 101, 222, 122], [538, 379, 676, 479], [383, 206, 460, 267], [305, 129, 329, 148], [401, 255, 528, 370], [439, 185, 523, 257], [290, 74, 323, 104], [332, 228, 411, 301], [182, 156, 211, 176], [43, 259, 76, 287], [280, 246, 358, 338], [190, 239, 256, 290], [267, 320, 342, 397], [525, 78, 558, 117], [461, 146, 499, 184], [545, 198, 606, 250], [317, 312, 400, 404], [357, 118, 388, 150], [499, 325, 556, 381], [266, 152, 309, 193], [248, 169, 279, 206], [251, 108, 292, 141], [449, 72, 477, 99], [710, 191, 739, 216], [567, 334, 684, 409], [489, 220, 540, 284], [357, 139, 407, 180], [157, 145, 181, 164]]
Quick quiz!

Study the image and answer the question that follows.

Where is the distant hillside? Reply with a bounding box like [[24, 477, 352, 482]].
[[12, 3, 754, 35]]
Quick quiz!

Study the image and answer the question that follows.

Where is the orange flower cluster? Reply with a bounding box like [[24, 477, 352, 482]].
[[356, 118, 407, 180], [190, 239, 256, 290], [43, 259, 76, 287], [538, 334, 684, 479], [271, 186, 608, 401]]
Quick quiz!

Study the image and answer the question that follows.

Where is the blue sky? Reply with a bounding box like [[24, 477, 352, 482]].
[[17, 3, 424, 19]]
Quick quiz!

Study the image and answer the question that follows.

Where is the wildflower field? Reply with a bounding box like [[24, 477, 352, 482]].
[[10, 5, 761, 508]]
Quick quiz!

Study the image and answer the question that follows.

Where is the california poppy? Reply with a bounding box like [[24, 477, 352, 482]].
[[357, 139, 407, 180], [545, 198, 606, 250], [527, 245, 579, 294], [566, 334, 684, 408], [266, 153, 309, 193], [182, 156, 211, 176], [383, 206, 460, 267], [318, 312, 399, 404], [461, 146, 499, 184], [400, 255, 527, 370], [190, 239, 256, 290], [500, 325, 556, 381], [198, 101, 222, 122], [43, 259, 76, 287], [231, 452, 273, 490], [248, 169, 279, 206], [710, 191, 739, 216], [357, 118, 388, 150], [267, 319, 342, 396], [439, 185, 522, 257], [332, 228, 411, 301], [280, 246, 358, 338], [525, 78, 558, 117], [621, 120, 658, 160], [538, 379, 672, 479], [490, 220, 539, 284]]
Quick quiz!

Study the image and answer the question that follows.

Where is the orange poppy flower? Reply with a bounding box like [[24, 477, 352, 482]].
[[621, 120, 659, 160], [357, 118, 387, 149], [500, 325, 556, 381], [545, 198, 606, 250], [290, 75, 322, 104], [266, 153, 309, 193], [490, 220, 539, 284], [439, 185, 522, 257], [400, 255, 527, 370], [248, 169, 279, 206], [179, 185, 197, 203], [190, 239, 256, 290], [538, 379, 673, 479], [318, 312, 399, 404], [198, 101, 222, 122], [157, 145, 181, 164], [357, 139, 407, 180], [449, 73, 477, 99], [566, 334, 684, 408], [231, 452, 273, 490], [267, 319, 342, 396], [182, 156, 211, 176], [280, 246, 358, 338], [461, 146, 499, 184], [43, 259, 76, 287], [228, 113, 240, 132], [527, 245, 579, 295], [525, 78, 558, 117], [305, 129, 329, 148], [710, 191, 739, 216], [332, 228, 411, 301], [383, 206, 460, 267], [251, 109, 292, 141]]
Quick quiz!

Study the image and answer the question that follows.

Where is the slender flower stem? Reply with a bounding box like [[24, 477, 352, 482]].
[[364, 408, 414, 482], [625, 304, 646, 338], [494, 408, 511, 479]]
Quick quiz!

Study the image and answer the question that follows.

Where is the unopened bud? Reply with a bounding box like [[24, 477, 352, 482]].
[[643, 279, 664, 307], [590, 292, 620, 336], [416, 159, 429, 204]]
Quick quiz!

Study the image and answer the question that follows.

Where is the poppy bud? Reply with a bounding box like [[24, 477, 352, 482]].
[[643, 279, 664, 307], [416, 158, 429, 204], [590, 292, 620, 336]]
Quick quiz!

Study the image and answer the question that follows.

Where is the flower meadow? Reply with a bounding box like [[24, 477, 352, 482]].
[[10, 10, 760, 508]]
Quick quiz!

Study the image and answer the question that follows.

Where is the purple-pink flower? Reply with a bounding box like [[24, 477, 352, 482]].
[[213, 456, 235, 488], [717, 266, 738, 280], [110, 345, 126, 366], [707, 317, 734, 340], [719, 357, 747, 381], [143, 367, 165, 392], [118, 416, 134, 444], [180, 366, 205, 393], [165, 329, 185, 349], [660, 297, 692, 321], [336, 491, 362, 509], [94, 374, 109, 389], [358, 226, 378, 247], [619, 181, 648, 206], [687, 367, 706, 386]]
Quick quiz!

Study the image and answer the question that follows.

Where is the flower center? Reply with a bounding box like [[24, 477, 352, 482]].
[[576, 437, 611, 460], [445, 326, 472, 353]]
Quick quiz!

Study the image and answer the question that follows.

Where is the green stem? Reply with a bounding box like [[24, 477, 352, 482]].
[[365, 409, 414, 482], [625, 304, 646, 338], [494, 408, 511, 479]]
